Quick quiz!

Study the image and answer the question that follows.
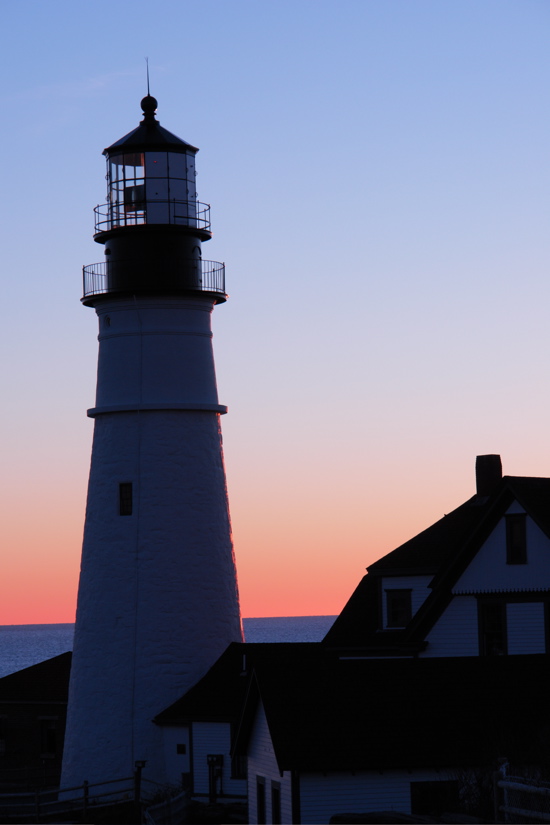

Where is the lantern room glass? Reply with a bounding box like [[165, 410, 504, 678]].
[[107, 151, 197, 227]]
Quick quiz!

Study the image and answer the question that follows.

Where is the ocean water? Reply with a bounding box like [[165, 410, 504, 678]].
[[0, 616, 336, 679]]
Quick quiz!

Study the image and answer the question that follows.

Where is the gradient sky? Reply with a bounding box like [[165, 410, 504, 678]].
[[1, 0, 550, 624]]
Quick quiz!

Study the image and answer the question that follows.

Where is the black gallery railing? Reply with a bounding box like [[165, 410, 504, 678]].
[[94, 200, 211, 233], [82, 260, 226, 299]]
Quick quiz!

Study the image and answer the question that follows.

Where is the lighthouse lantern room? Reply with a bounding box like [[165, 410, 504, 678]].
[[61, 97, 243, 789], [83, 94, 225, 302]]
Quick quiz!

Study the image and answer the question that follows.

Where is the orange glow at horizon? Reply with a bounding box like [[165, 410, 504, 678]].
[[3, 448, 550, 625]]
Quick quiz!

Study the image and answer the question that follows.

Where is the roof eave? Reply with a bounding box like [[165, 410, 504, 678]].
[[104, 121, 199, 156]]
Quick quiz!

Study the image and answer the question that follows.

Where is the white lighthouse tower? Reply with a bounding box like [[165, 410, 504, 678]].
[[61, 96, 243, 788]]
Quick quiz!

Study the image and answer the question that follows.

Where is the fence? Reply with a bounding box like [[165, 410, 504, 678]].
[[144, 788, 189, 825], [0, 773, 187, 823], [495, 764, 550, 823]]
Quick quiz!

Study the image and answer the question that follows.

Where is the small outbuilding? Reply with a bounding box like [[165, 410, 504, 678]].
[[0, 652, 71, 789]]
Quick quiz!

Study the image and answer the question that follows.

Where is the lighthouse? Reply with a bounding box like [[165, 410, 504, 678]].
[[61, 96, 243, 788]]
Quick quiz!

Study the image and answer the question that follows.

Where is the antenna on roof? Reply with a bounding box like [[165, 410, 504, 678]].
[[145, 57, 150, 95]]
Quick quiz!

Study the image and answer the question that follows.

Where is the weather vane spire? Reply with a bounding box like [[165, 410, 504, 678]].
[[145, 56, 150, 95]]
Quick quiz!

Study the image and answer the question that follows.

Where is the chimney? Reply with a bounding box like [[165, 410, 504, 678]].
[[475, 454, 502, 496]]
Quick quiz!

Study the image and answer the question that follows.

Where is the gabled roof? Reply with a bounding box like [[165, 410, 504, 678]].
[[153, 642, 320, 725], [0, 652, 72, 703], [239, 653, 550, 773], [324, 475, 550, 650], [370, 476, 550, 577], [367, 494, 490, 576]]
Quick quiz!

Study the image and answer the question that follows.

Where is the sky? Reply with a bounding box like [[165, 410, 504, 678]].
[[1, 0, 550, 624]]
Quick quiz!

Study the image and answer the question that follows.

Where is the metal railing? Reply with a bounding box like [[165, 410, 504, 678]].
[[0, 774, 174, 822], [82, 259, 226, 299], [94, 200, 211, 232], [0, 775, 136, 821]]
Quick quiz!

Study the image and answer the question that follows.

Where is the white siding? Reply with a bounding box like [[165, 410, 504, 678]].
[[62, 297, 242, 788], [381, 576, 433, 627], [248, 704, 292, 825], [299, 769, 455, 825], [422, 596, 547, 657], [192, 721, 247, 799], [507, 602, 546, 654], [421, 596, 479, 657], [454, 508, 550, 593], [247, 711, 457, 824], [161, 725, 190, 786]]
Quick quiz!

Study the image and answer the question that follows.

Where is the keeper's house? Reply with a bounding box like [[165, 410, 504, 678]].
[[155, 455, 550, 823], [324, 453, 550, 657]]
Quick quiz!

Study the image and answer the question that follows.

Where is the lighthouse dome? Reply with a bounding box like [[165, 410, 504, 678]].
[[104, 97, 199, 156]]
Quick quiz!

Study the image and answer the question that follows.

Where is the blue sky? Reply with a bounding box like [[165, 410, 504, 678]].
[[1, 0, 550, 620]]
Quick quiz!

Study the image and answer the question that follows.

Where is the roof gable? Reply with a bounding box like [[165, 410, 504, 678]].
[[326, 475, 550, 650], [369, 477, 550, 579], [453, 504, 550, 594], [404, 479, 550, 645]]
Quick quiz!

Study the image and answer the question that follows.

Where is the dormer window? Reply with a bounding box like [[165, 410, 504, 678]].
[[385, 589, 412, 628], [506, 514, 527, 565]]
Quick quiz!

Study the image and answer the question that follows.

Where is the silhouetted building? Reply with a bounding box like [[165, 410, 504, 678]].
[[326, 453, 550, 657], [61, 96, 242, 789], [0, 653, 70, 789], [155, 455, 550, 823]]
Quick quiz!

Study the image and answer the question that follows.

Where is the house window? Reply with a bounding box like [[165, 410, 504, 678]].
[[271, 781, 281, 825], [176, 743, 186, 755], [256, 776, 266, 825], [119, 483, 133, 516], [506, 514, 527, 564], [39, 718, 58, 758], [386, 589, 412, 628], [479, 601, 507, 655], [231, 753, 247, 779]]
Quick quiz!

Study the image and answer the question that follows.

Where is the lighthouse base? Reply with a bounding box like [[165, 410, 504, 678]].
[[61, 409, 242, 789]]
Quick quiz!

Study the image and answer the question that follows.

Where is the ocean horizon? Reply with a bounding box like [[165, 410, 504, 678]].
[[0, 616, 337, 679]]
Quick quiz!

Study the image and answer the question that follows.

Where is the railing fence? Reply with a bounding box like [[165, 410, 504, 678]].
[[495, 762, 550, 823], [94, 199, 211, 233], [82, 259, 226, 299], [0, 773, 175, 822]]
